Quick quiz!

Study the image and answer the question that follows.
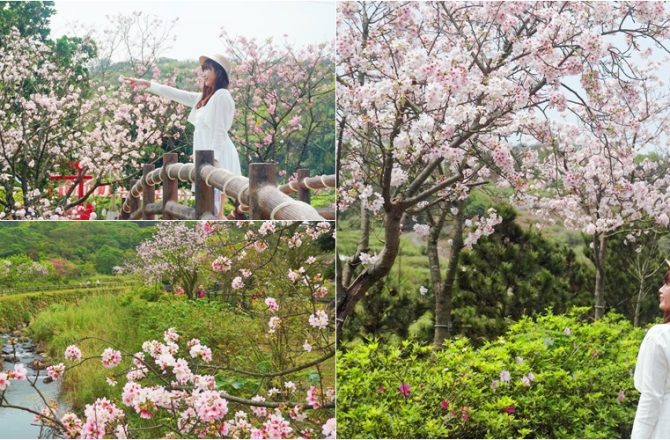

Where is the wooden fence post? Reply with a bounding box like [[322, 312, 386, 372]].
[[128, 179, 139, 216], [297, 168, 311, 204], [195, 150, 215, 219], [162, 153, 178, 220], [119, 200, 129, 220], [249, 163, 276, 220], [142, 164, 155, 220]]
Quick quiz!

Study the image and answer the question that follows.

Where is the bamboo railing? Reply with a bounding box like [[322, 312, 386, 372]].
[[119, 151, 335, 221]]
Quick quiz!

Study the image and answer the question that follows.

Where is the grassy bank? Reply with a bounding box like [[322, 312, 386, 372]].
[[0, 285, 132, 331]]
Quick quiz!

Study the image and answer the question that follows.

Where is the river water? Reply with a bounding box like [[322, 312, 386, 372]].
[[0, 334, 63, 439]]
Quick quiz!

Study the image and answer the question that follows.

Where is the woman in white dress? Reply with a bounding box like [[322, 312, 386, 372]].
[[632, 270, 670, 438], [122, 54, 242, 218]]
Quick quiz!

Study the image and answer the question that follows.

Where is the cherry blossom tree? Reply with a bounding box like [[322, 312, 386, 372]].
[[222, 33, 335, 178], [133, 222, 208, 297], [336, 1, 670, 338], [0, 27, 188, 219], [523, 100, 670, 317]]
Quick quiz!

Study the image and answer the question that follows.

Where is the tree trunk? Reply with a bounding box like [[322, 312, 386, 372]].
[[336, 205, 404, 338], [593, 233, 607, 319], [3, 182, 14, 214], [634, 280, 645, 327], [433, 200, 465, 349], [427, 228, 443, 340]]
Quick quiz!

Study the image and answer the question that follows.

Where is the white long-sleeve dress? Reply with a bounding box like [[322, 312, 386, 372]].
[[148, 82, 242, 213], [632, 324, 670, 438]]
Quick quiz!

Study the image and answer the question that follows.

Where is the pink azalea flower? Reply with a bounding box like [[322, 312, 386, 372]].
[[398, 383, 411, 398]]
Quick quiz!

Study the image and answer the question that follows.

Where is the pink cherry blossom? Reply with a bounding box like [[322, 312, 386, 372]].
[[303, 341, 313, 352], [101, 348, 122, 369], [194, 390, 228, 422], [308, 310, 329, 329], [264, 297, 279, 312], [322, 417, 336, 439], [211, 256, 233, 273], [64, 345, 82, 361], [288, 268, 301, 283], [47, 363, 66, 381], [268, 316, 282, 334], [12, 364, 27, 381], [163, 328, 179, 343], [231, 276, 245, 290], [306, 386, 321, 409]]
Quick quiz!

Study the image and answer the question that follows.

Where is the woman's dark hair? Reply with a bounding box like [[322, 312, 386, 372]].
[[664, 269, 670, 324], [196, 58, 229, 109]]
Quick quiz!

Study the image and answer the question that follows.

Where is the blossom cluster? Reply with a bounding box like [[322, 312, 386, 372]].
[[23, 327, 335, 439]]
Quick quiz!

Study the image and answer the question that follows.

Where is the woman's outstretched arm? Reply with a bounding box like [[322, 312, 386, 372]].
[[121, 76, 200, 108]]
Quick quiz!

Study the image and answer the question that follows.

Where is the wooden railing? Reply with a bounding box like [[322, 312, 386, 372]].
[[119, 151, 336, 221]]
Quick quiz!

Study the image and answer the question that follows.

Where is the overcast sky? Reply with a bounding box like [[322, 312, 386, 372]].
[[50, 1, 335, 62]]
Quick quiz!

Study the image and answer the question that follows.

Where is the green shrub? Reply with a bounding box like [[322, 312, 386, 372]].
[[338, 308, 645, 439], [136, 285, 162, 302]]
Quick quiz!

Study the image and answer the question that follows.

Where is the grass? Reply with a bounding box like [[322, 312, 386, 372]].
[[0, 286, 131, 331], [309, 189, 336, 209]]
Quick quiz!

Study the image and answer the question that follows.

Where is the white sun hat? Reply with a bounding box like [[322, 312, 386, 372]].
[[199, 53, 232, 76]]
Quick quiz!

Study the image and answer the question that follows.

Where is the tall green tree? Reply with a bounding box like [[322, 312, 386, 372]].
[[0, 1, 55, 42]]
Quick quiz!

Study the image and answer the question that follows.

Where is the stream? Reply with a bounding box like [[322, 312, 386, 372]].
[[0, 334, 65, 439]]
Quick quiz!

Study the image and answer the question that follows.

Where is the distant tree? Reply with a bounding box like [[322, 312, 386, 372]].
[[48, 257, 80, 279], [93, 245, 125, 275], [455, 205, 593, 343], [133, 223, 208, 298], [594, 225, 670, 327]]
